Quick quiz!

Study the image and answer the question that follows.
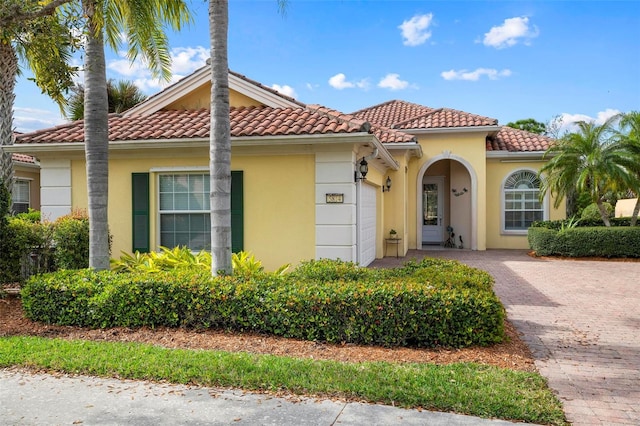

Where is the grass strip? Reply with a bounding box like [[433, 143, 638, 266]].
[[0, 336, 566, 425]]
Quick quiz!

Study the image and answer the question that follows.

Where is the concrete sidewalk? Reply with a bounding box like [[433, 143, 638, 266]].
[[1, 368, 520, 425]]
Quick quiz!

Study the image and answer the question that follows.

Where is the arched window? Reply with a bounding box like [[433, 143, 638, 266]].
[[503, 170, 544, 232]]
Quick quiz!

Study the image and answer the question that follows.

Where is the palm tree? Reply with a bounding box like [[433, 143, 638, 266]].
[[208, 0, 286, 275], [81, 0, 191, 270], [0, 1, 76, 196], [208, 0, 232, 275], [540, 117, 636, 226], [617, 111, 640, 225], [65, 79, 147, 120]]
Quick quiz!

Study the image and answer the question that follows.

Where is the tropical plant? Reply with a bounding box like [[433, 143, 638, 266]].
[[65, 79, 147, 120], [0, 1, 77, 196], [616, 111, 640, 225], [79, 0, 191, 270], [539, 117, 637, 226]]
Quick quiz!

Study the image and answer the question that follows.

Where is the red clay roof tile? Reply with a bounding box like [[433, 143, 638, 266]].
[[487, 126, 553, 152]]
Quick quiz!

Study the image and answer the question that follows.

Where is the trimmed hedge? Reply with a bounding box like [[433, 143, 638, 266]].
[[528, 226, 640, 258], [21, 258, 505, 348], [531, 217, 636, 230]]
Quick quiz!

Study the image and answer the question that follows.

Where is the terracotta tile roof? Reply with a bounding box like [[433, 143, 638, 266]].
[[15, 107, 378, 144], [307, 105, 416, 144], [352, 100, 497, 129], [11, 153, 36, 164], [487, 126, 553, 152]]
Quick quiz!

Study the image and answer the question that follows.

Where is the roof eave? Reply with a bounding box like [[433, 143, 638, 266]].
[[383, 142, 423, 158], [486, 150, 547, 160]]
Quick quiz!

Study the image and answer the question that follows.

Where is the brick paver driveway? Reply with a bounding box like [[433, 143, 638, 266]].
[[371, 250, 640, 425]]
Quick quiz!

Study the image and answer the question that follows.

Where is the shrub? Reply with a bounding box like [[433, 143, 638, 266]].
[[0, 178, 18, 283], [580, 202, 613, 222], [531, 216, 636, 230], [52, 210, 90, 270], [22, 258, 505, 348], [529, 226, 640, 257]]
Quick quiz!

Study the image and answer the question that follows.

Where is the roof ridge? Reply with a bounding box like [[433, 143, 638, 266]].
[[350, 99, 402, 115], [391, 107, 442, 129], [306, 104, 371, 132], [228, 70, 306, 107]]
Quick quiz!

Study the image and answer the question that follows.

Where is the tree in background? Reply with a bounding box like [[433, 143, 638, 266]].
[[617, 111, 640, 225], [79, 0, 191, 270], [65, 79, 147, 120], [0, 0, 76, 197], [539, 117, 637, 226], [505, 118, 546, 135]]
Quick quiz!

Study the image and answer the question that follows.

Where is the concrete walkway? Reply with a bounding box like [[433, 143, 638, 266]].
[[372, 250, 640, 425], [0, 368, 519, 425]]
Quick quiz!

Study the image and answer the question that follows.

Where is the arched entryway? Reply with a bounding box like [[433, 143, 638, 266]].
[[415, 154, 478, 250]]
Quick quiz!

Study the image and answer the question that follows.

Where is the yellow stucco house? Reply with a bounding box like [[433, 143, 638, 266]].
[[10, 67, 563, 268]]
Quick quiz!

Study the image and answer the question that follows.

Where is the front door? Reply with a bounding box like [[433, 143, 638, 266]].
[[422, 177, 444, 244]]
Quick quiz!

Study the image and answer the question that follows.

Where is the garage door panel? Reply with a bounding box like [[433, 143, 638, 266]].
[[359, 183, 377, 266]]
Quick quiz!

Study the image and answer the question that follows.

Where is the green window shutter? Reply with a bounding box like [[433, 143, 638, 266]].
[[132, 173, 150, 252], [231, 171, 244, 253]]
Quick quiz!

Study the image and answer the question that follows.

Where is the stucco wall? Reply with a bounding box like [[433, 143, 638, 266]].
[[485, 158, 565, 249], [164, 87, 263, 110], [70, 151, 315, 271]]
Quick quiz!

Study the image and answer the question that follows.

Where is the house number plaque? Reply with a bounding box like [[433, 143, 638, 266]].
[[326, 193, 344, 204]]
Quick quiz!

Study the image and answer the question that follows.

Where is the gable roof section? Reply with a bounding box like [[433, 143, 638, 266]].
[[352, 100, 497, 129], [353, 99, 551, 153], [15, 107, 378, 144], [488, 126, 553, 152], [124, 67, 304, 117]]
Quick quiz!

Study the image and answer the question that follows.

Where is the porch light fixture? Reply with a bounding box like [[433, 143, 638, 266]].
[[354, 157, 369, 182], [452, 187, 468, 197], [382, 176, 392, 192]]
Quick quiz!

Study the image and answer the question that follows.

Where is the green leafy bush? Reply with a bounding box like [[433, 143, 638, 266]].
[[531, 216, 635, 230], [0, 178, 18, 283], [580, 202, 613, 221], [22, 258, 505, 348], [52, 210, 90, 270], [529, 226, 640, 257]]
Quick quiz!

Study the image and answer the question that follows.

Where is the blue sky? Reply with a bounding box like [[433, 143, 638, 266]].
[[13, 0, 640, 134]]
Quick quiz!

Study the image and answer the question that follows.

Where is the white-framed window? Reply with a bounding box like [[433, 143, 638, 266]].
[[502, 170, 544, 233], [158, 173, 210, 251], [12, 179, 30, 214]]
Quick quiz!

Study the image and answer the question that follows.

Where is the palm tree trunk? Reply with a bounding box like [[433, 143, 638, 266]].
[[209, 0, 232, 275], [0, 42, 18, 197], [596, 200, 611, 227], [631, 198, 640, 227], [83, 0, 110, 270]]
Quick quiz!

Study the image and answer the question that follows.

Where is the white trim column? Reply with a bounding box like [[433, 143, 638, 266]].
[[315, 151, 357, 262], [39, 159, 72, 221]]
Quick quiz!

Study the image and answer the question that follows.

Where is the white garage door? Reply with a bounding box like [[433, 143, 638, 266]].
[[358, 183, 377, 266]]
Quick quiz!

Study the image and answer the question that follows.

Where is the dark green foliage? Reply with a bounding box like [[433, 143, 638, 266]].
[[528, 227, 640, 257], [22, 259, 505, 349], [531, 217, 635, 230], [52, 211, 90, 270], [0, 178, 19, 283]]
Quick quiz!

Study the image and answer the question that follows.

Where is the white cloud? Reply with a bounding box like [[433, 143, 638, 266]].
[[399, 13, 434, 46], [440, 68, 512, 81], [13, 107, 67, 133], [107, 46, 208, 93], [378, 73, 410, 90], [328, 73, 369, 90], [271, 84, 297, 98], [554, 109, 621, 134], [483, 16, 539, 49]]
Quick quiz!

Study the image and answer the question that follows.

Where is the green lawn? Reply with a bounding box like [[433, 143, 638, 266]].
[[0, 336, 567, 425]]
